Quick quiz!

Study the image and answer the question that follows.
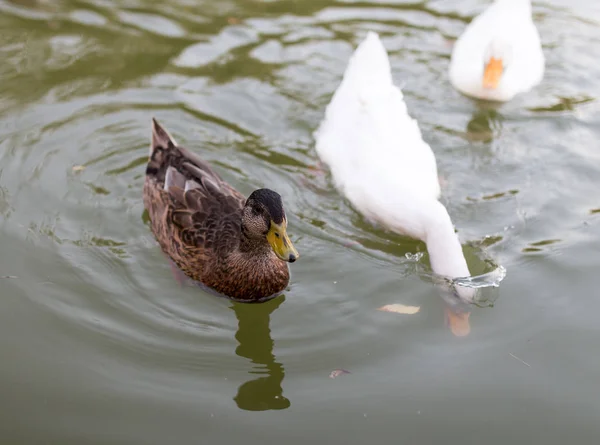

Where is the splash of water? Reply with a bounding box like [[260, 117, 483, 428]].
[[416, 260, 507, 308], [405, 252, 424, 262], [415, 259, 506, 290], [451, 265, 507, 289]]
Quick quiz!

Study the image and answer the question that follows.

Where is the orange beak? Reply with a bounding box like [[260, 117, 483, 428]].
[[445, 308, 471, 337], [483, 57, 503, 90]]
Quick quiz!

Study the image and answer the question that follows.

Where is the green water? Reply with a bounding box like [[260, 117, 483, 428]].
[[1, 0, 600, 443]]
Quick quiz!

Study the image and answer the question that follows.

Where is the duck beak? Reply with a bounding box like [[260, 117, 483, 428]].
[[267, 222, 299, 263], [483, 57, 503, 90], [444, 307, 471, 337]]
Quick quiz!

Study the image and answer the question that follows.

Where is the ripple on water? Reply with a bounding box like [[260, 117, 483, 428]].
[[5, 0, 596, 421], [0, 91, 410, 411]]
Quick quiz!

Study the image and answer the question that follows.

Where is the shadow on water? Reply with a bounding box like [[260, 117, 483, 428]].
[[230, 296, 290, 411]]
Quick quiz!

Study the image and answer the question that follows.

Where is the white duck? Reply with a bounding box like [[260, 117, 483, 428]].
[[449, 0, 544, 102], [314, 32, 475, 302]]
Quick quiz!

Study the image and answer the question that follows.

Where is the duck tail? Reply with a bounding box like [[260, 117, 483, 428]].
[[342, 31, 393, 89], [146, 118, 178, 180]]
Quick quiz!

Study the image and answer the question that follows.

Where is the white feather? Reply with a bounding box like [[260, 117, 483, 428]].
[[164, 166, 175, 191], [184, 180, 200, 192], [314, 31, 474, 301]]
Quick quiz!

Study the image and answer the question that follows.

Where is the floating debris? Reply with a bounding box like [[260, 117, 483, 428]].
[[329, 369, 351, 379], [72, 165, 86, 173], [509, 352, 531, 368], [377, 304, 420, 315], [1, 275, 17, 279]]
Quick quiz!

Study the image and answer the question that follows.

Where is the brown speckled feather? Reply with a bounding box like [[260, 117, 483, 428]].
[[143, 119, 290, 302]]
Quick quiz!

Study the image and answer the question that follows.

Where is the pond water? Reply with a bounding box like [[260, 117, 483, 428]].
[[1, 0, 600, 443]]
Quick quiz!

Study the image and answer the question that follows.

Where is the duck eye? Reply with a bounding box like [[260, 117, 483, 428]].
[[275, 232, 280, 238]]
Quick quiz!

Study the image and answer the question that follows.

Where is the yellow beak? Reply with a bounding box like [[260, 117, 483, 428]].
[[483, 57, 503, 90], [267, 221, 299, 263]]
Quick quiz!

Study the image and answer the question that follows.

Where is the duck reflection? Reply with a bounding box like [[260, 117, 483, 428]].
[[230, 296, 290, 411], [464, 106, 503, 143]]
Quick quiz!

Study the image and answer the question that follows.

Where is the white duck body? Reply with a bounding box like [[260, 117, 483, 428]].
[[449, 0, 544, 102], [314, 32, 474, 301]]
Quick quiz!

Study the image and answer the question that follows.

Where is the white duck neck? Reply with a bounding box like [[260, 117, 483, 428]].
[[423, 201, 471, 280]]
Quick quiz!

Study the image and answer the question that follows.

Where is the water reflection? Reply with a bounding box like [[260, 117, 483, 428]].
[[464, 107, 503, 143], [230, 297, 290, 411], [527, 96, 594, 113]]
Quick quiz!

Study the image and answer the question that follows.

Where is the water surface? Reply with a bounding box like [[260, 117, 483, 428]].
[[1, 0, 600, 443]]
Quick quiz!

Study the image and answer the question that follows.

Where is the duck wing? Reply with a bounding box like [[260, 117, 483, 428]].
[[144, 119, 245, 256]]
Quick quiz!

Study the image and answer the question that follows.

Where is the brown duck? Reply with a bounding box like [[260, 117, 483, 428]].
[[143, 119, 299, 302]]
